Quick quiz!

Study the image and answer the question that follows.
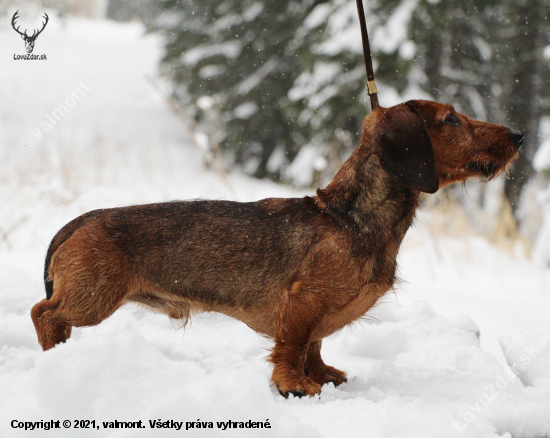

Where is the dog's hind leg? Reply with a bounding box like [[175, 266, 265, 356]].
[[31, 297, 72, 351], [31, 229, 132, 351], [31, 272, 130, 351], [304, 340, 347, 387]]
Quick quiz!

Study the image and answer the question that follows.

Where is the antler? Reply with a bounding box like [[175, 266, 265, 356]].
[[30, 13, 49, 39], [11, 11, 27, 37]]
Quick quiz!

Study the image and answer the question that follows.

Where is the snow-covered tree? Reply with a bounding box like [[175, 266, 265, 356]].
[[374, 0, 550, 209], [157, 0, 333, 180], [155, 0, 550, 213], [495, 0, 550, 207]]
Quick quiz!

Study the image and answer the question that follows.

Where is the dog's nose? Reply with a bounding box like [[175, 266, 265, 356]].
[[509, 129, 524, 149]]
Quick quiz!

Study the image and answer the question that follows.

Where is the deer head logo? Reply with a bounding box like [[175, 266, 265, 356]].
[[11, 11, 49, 54]]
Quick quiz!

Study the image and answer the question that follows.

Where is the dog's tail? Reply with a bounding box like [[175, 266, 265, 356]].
[[44, 241, 56, 300], [44, 210, 102, 300]]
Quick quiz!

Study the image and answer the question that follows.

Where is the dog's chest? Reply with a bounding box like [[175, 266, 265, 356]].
[[309, 251, 395, 340], [311, 281, 387, 340]]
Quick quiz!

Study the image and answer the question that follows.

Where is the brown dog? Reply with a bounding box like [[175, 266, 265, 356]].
[[31, 100, 522, 397]]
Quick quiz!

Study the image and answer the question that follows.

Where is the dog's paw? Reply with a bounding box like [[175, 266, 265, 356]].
[[305, 364, 347, 387], [275, 376, 322, 398]]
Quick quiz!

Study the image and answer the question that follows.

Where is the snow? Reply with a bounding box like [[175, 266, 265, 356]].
[[373, 0, 418, 55], [500, 331, 550, 387], [242, 2, 265, 22], [0, 14, 549, 438], [532, 130, 550, 267], [288, 61, 342, 104], [285, 144, 326, 187], [533, 138, 550, 172], [233, 102, 259, 119], [304, 4, 333, 30], [473, 37, 493, 61], [313, 0, 363, 56], [182, 42, 242, 67], [532, 198, 550, 267], [236, 57, 279, 95], [198, 64, 227, 79], [398, 40, 417, 60]]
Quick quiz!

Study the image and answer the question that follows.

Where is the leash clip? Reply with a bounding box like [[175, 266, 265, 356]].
[[366, 80, 378, 96]]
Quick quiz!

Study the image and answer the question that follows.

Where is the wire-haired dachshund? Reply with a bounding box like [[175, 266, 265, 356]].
[[31, 100, 522, 397]]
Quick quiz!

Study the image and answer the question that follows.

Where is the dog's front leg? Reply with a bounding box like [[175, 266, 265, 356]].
[[269, 284, 323, 398], [270, 338, 322, 398], [304, 340, 347, 387]]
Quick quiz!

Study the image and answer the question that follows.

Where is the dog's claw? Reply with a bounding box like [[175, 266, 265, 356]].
[[277, 385, 306, 399], [277, 385, 289, 399], [330, 376, 347, 387]]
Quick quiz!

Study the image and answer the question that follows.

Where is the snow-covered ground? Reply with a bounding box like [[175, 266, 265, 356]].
[[0, 14, 549, 438]]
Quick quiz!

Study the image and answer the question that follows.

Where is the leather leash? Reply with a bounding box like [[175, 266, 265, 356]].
[[355, 0, 379, 110]]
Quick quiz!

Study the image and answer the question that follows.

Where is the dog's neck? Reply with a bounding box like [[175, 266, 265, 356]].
[[316, 127, 419, 247]]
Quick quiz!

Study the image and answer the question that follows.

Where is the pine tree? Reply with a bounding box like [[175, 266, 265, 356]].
[[157, 0, 330, 179], [284, 0, 376, 183], [495, 0, 550, 207], [155, 0, 550, 202], [373, 0, 550, 209]]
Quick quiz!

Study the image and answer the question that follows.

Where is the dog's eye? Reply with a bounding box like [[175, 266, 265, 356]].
[[445, 113, 460, 126]]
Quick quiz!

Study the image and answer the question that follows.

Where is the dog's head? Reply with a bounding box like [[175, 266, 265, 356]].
[[369, 100, 522, 193]]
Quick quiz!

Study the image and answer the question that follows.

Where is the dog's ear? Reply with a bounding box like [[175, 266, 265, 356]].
[[372, 101, 439, 193]]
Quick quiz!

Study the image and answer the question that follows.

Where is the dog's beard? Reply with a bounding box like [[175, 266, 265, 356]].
[[466, 161, 500, 181]]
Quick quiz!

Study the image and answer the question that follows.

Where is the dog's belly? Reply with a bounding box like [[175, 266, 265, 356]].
[[126, 286, 281, 337], [212, 302, 279, 337]]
